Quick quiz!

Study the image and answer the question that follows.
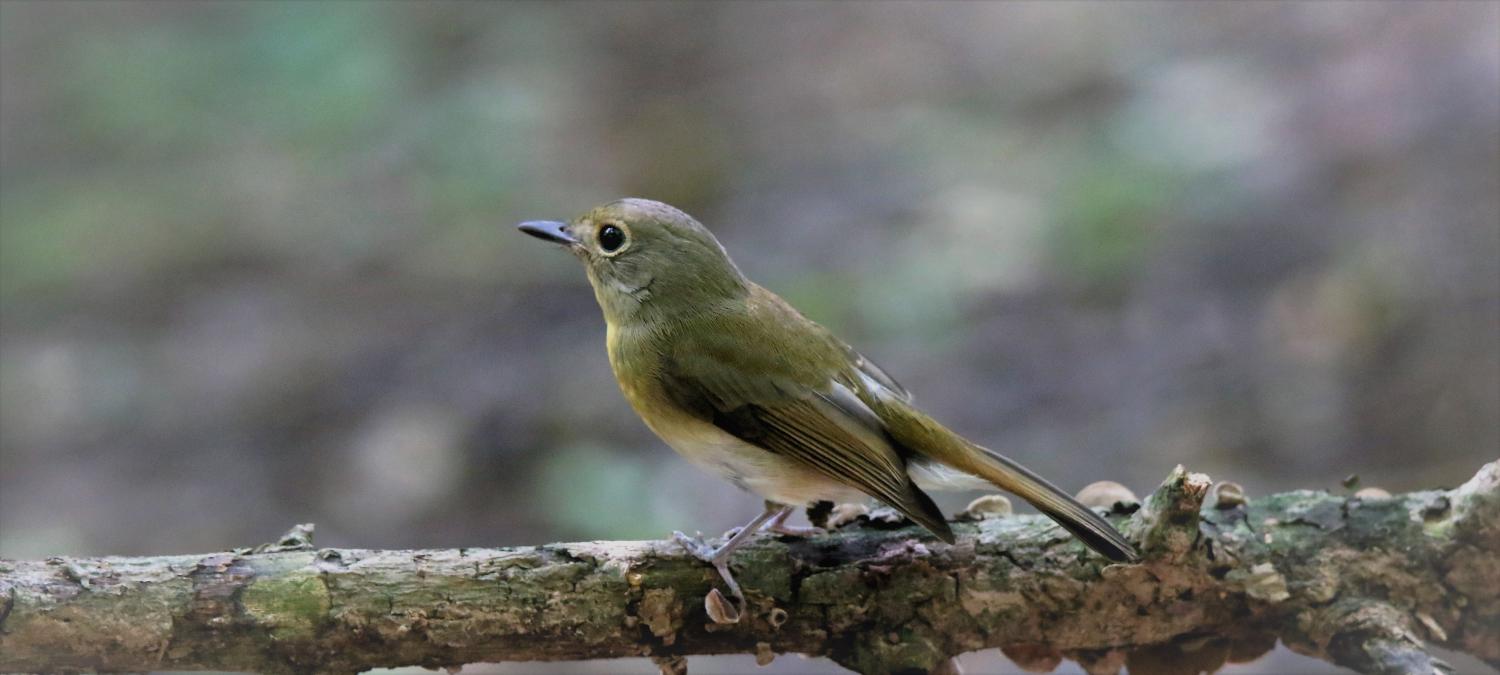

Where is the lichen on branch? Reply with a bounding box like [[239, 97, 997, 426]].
[[1, 462, 1495, 675]]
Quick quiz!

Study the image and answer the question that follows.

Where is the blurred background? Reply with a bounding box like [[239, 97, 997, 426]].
[[2, 2, 1496, 673]]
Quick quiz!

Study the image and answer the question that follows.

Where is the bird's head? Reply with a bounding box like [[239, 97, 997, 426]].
[[518, 198, 748, 323]]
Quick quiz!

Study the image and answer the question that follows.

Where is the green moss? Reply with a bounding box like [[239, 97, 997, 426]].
[[733, 544, 795, 602], [800, 568, 865, 605], [240, 569, 331, 639]]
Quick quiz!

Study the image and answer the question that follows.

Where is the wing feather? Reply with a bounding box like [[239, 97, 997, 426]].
[[661, 357, 952, 541]]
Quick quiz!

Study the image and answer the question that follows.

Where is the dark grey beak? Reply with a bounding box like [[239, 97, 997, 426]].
[[517, 220, 577, 245]]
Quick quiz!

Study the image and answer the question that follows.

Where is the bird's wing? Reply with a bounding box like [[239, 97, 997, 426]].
[[659, 314, 951, 541], [845, 347, 911, 402]]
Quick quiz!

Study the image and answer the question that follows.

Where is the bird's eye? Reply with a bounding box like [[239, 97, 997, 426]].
[[598, 224, 626, 253]]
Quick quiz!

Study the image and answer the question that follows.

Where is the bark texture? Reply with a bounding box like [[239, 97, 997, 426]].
[[1, 462, 1496, 675]]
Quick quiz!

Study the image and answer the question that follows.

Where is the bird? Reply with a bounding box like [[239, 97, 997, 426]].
[[518, 198, 1138, 618]]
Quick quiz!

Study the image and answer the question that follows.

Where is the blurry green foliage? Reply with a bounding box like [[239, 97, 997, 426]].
[[1049, 159, 1176, 301], [532, 443, 669, 541], [0, 2, 564, 302], [65, 5, 403, 149]]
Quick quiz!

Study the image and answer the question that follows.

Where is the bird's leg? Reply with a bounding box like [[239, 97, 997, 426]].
[[671, 506, 778, 563], [672, 504, 784, 622], [719, 501, 821, 539], [763, 500, 824, 537]]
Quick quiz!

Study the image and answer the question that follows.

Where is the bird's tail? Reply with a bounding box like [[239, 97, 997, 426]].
[[879, 398, 1139, 562], [953, 445, 1139, 562]]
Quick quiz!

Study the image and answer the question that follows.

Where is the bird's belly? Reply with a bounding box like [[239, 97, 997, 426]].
[[645, 410, 865, 506]]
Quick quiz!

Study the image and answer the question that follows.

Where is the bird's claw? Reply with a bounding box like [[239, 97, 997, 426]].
[[763, 503, 823, 538], [766, 523, 823, 537], [672, 530, 717, 563], [671, 531, 746, 625]]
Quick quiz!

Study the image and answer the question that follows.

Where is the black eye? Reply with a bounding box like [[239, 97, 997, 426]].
[[598, 224, 626, 252]]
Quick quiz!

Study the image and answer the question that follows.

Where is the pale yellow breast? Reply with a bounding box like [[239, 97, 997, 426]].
[[604, 320, 862, 507]]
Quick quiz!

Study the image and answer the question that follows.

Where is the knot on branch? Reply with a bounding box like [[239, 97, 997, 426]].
[[1128, 464, 1213, 560]]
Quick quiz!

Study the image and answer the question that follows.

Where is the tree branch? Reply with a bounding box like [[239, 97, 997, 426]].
[[2, 462, 1495, 674]]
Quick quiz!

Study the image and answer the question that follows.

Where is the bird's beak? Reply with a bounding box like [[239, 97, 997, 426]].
[[517, 220, 578, 246]]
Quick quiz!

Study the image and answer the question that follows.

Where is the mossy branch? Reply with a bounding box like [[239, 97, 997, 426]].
[[2, 462, 1496, 675]]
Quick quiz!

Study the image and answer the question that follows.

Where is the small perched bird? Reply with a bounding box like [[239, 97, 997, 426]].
[[519, 199, 1137, 615]]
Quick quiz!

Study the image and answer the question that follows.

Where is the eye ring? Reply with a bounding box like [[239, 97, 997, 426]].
[[597, 222, 629, 255]]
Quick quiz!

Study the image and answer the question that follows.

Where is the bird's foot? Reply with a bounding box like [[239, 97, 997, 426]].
[[671, 530, 718, 563], [672, 507, 792, 625], [764, 504, 823, 537], [671, 531, 745, 625], [765, 522, 824, 537]]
